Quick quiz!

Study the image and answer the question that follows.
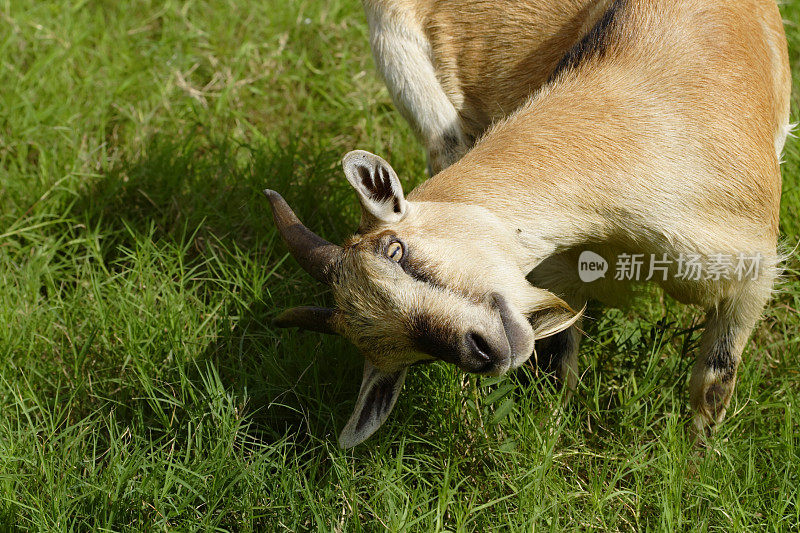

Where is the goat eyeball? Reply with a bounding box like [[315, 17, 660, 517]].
[[387, 241, 404, 262]]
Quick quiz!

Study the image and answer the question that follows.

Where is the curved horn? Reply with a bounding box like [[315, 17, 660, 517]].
[[263, 189, 341, 284], [273, 306, 339, 335]]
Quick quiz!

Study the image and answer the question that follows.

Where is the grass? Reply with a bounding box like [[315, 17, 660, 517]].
[[0, 0, 799, 530]]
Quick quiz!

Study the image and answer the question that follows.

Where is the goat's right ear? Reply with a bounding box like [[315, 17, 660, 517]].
[[338, 359, 408, 448], [342, 150, 408, 225]]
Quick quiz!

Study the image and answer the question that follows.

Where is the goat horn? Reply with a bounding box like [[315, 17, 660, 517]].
[[273, 306, 339, 335], [263, 189, 341, 284]]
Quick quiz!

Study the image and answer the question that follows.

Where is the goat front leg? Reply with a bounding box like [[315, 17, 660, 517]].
[[531, 323, 582, 393], [524, 255, 587, 395], [520, 289, 585, 397]]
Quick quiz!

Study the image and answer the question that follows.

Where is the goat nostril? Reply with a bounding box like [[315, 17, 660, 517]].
[[467, 332, 492, 361]]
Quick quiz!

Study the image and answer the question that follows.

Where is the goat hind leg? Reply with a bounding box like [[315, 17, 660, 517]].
[[690, 288, 771, 438], [363, 3, 469, 174]]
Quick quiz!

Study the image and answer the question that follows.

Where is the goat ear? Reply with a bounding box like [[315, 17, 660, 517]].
[[338, 359, 408, 448], [342, 150, 408, 224], [527, 290, 583, 340]]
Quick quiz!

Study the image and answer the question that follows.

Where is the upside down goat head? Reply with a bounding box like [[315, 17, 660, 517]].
[[265, 150, 578, 447]]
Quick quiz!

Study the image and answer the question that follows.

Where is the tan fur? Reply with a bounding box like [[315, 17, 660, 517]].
[[409, 0, 788, 308], [363, 0, 615, 172], [332, 201, 575, 373], [268, 0, 790, 446], [351, 0, 791, 437], [412, 0, 609, 135]]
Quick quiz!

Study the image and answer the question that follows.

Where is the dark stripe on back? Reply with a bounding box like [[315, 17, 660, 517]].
[[548, 0, 628, 82]]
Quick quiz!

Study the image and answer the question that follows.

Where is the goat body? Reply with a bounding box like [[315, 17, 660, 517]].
[[266, 0, 792, 447]]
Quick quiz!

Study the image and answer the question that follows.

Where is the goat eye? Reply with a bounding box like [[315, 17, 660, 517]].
[[386, 241, 404, 262]]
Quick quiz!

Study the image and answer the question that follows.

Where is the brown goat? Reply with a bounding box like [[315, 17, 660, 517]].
[[265, 0, 791, 447]]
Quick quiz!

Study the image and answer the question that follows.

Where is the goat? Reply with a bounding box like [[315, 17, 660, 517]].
[[264, 0, 792, 448]]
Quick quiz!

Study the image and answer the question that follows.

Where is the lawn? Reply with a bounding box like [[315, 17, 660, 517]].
[[1, 0, 799, 530]]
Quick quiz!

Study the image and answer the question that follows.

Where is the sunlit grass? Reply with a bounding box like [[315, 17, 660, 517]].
[[0, 0, 798, 529]]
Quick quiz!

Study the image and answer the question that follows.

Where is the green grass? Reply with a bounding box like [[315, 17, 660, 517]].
[[0, 0, 799, 530]]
